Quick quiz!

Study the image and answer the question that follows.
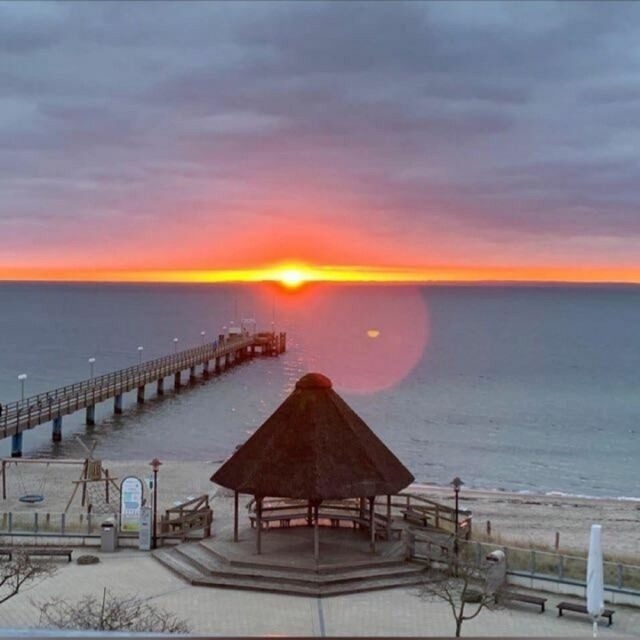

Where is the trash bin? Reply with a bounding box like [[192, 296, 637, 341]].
[[101, 520, 118, 552], [485, 549, 507, 595]]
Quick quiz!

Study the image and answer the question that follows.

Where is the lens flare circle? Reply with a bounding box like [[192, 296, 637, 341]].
[[276, 286, 430, 394]]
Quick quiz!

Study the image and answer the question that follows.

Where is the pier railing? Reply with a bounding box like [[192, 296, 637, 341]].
[[1, 332, 285, 443]]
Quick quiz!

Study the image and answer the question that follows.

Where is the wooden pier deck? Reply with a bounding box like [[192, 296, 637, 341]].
[[1, 331, 286, 457]]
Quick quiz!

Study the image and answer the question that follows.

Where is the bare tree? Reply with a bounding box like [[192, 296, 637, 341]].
[[0, 553, 54, 606], [418, 556, 505, 637], [38, 587, 189, 634]]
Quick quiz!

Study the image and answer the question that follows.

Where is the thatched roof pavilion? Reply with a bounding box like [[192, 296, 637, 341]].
[[212, 372, 414, 559]]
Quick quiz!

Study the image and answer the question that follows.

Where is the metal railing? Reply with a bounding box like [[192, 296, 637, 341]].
[[0, 510, 120, 538], [0, 335, 260, 439], [407, 530, 640, 596]]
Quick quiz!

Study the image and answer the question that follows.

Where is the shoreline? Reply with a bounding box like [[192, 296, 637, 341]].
[[2, 460, 639, 557], [412, 481, 640, 504]]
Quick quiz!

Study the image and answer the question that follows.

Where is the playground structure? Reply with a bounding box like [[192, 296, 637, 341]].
[[1, 439, 120, 515]]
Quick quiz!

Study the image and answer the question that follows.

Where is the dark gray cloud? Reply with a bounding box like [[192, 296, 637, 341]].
[[1, 1, 640, 271]]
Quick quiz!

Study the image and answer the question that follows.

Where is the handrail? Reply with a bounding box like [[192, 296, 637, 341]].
[[0, 333, 270, 438]]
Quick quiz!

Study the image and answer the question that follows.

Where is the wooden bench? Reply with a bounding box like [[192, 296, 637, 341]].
[[557, 601, 614, 626], [0, 547, 72, 563], [249, 512, 309, 529], [0, 548, 13, 561], [402, 508, 430, 527], [249, 511, 402, 539], [503, 592, 547, 613]]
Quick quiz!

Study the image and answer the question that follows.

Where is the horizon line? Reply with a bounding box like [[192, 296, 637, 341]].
[[2, 263, 640, 287], [1, 276, 640, 288]]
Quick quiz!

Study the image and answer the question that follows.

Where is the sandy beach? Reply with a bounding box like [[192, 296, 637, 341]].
[[2, 459, 639, 559]]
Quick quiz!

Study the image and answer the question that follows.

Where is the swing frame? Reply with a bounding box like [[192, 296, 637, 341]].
[[1, 457, 86, 502]]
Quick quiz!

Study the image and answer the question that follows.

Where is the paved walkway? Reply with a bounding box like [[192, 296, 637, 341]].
[[1, 549, 639, 636]]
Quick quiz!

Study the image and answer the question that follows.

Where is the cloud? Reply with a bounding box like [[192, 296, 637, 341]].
[[1, 1, 640, 273]]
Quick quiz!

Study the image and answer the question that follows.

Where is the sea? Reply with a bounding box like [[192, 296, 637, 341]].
[[0, 282, 638, 499]]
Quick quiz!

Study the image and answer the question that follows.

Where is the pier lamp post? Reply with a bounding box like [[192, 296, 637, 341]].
[[17, 373, 27, 401], [137, 346, 144, 365], [222, 326, 227, 342], [88, 357, 96, 379], [200, 330, 206, 345], [149, 457, 162, 549], [173, 337, 178, 354], [451, 476, 464, 557]]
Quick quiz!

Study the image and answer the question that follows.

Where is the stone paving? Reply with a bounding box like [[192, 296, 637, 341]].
[[1, 549, 639, 636]]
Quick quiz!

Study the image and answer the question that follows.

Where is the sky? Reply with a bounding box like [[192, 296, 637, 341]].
[[2, 1, 640, 284]]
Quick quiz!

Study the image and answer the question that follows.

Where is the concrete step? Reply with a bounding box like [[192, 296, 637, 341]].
[[153, 547, 209, 583], [175, 543, 426, 586], [198, 539, 405, 574], [190, 569, 427, 597]]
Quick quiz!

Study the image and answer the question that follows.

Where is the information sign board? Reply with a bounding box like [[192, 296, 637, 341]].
[[120, 476, 144, 532]]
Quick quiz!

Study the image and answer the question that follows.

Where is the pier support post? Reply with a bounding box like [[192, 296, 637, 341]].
[[86, 405, 96, 426], [52, 415, 62, 442], [203, 361, 210, 378], [250, 345, 255, 358], [157, 378, 164, 396], [215, 357, 221, 374], [11, 433, 23, 458], [137, 385, 145, 404], [114, 394, 123, 414], [189, 366, 196, 383], [225, 353, 231, 368], [174, 371, 181, 390]]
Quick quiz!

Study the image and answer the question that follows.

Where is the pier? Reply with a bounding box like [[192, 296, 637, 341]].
[[1, 332, 286, 457]]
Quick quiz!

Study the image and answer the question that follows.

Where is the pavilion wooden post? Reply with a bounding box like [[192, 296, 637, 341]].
[[313, 502, 320, 563], [386, 494, 391, 540], [256, 497, 263, 554], [233, 490, 239, 542], [369, 496, 376, 553], [307, 499, 313, 526]]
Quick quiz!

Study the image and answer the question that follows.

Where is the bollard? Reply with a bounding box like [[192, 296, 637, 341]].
[[11, 433, 23, 458], [52, 415, 62, 442]]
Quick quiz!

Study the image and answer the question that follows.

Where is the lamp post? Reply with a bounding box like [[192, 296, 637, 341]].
[[137, 346, 144, 365], [149, 457, 162, 549], [173, 337, 178, 354], [451, 476, 464, 557], [17, 373, 27, 401], [88, 357, 95, 379], [200, 330, 206, 345], [222, 326, 227, 342]]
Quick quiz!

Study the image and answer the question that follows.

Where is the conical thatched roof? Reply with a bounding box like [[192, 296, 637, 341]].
[[211, 373, 414, 500]]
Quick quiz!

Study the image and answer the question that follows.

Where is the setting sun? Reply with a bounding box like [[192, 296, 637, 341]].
[[278, 268, 306, 289]]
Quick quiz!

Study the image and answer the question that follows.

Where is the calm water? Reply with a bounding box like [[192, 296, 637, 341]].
[[0, 282, 638, 498]]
